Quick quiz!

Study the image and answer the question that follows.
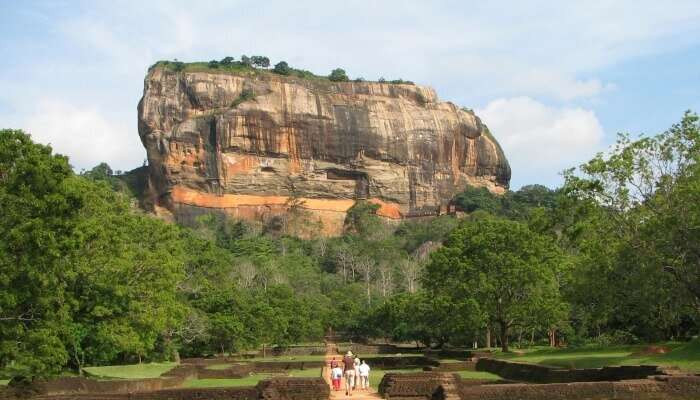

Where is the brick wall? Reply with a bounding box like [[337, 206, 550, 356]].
[[378, 372, 460, 400], [256, 377, 329, 400], [361, 357, 438, 369], [459, 377, 700, 400], [476, 358, 663, 383]]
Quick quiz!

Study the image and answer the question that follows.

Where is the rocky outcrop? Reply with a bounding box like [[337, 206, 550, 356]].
[[137, 66, 510, 235]]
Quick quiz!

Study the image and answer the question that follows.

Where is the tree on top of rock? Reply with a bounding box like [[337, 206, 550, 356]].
[[273, 61, 291, 75], [251, 56, 270, 68], [328, 68, 349, 82]]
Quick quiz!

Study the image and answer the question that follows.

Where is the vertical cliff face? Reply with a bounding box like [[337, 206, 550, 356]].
[[137, 66, 510, 235]]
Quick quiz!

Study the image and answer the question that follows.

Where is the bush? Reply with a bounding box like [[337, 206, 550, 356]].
[[251, 56, 270, 68], [390, 79, 414, 85], [231, 89, 256, 108], [220, 56, 234, 65], [594, 330, 640, 346], [328, 68, 349, 82], [172, 61, 185, 72], [273, 61, 291, 75], [208, 60, 220, 68]]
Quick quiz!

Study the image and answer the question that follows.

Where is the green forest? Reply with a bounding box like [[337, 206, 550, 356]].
[[1, 111, 699, 379]]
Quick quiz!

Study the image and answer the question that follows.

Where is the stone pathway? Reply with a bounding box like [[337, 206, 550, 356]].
[[324, 343, 382, 400]]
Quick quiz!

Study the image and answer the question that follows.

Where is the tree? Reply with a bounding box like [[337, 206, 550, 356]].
[[377, 262, 394, 297], [561, 112, 700, 340], [82, 162, 113, 180], [356, 257, 376, 305], [399, 258, 421, 293], [273, 61, 291, 75], [424, 216, 565, 352], [172, 61, 185, 72], [208, 60, 220, 68], [328, 68, 349, 82], [1, 130, 189, 375], [220, 56, 234, 65], [453, 185, 501, 214], [251, 56, 270, 68], [0, 129, 76, 376], [240, 55, 252, 67]]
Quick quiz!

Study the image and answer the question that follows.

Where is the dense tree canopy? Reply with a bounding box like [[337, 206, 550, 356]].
[[2, 111, 700, 378], [425, 216, 566, 351]]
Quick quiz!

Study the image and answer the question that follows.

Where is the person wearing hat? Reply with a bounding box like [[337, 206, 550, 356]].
[[343, 351, 356, 396]]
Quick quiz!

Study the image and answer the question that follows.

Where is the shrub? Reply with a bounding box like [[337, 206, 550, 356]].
[[251, 56, 270, 68], [328, 68, 349, 82], [378, 77, 386, 83], [208, 60, 220, 68], [231, 89, 256, 108], [390, 79, 414, 85], [273, 61, 291, 75], [220, 56, 234, 65], [172, 61, 185, 72]]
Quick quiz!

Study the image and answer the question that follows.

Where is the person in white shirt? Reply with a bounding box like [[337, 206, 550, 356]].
[[358, 360, 371, 390], [331, 365, 343, 391]]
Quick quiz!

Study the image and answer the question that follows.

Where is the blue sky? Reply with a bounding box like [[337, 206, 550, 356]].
[[1, 1, 699, 189]]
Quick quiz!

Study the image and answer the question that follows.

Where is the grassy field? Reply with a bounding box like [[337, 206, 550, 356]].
[[83, 362, 178, 379], [206, 363, 242, 370], [183, 374, 275, 388], [496, 340, 700, 372], [183, 368, 321, 388], [245, 355, 327, 362], [288, 368, 323, 378], [456, 370, 501, 380], [0, 379, 8, 385], [367, 368, 422, 388]]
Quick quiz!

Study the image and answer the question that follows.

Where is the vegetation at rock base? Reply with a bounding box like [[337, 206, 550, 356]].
[[1, 111, 700, 379]]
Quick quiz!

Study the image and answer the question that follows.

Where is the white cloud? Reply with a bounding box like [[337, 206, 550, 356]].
[[24, 100, 145, 172], [476, 97, 605, 188], [3, 1, 700, 178]]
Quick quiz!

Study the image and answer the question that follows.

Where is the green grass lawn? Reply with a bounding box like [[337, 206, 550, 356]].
[[496, 340, 700, 372], [288, 368, 322, 378], [246, 355, 327, 362], [368, 368, 423, 388], [83, 362, 178, 379], [456, 370, 500, 380], [183, 368, 321, 388], [183, 374, 275, 388], [206, 363, 240, 370], [0, 379, 8, 386]]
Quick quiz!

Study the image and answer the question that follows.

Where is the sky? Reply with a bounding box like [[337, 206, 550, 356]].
[[1, 1, 700, 189]]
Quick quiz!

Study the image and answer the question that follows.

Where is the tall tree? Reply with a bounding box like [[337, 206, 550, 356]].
[[425, 216, 565, 352]]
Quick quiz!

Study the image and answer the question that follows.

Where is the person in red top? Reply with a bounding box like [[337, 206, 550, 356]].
[[343, 351, 356, 396]]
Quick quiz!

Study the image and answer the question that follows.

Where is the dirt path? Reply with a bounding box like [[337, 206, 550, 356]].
[[324, 343, 382, 400]]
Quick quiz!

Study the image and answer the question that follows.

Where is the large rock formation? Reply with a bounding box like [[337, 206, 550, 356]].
[[138, 65, 510, 235]]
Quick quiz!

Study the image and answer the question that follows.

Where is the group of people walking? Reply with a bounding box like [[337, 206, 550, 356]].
[[329, 351, 371, 396]]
